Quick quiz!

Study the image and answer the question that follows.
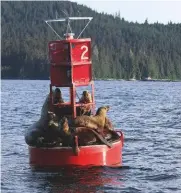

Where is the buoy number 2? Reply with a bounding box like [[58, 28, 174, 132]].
[[81, 45, 89, 60]]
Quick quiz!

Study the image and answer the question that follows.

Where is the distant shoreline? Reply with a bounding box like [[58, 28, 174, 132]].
[[2, 78, 181, 82], [94, 78, 181, 82], [139, 79, 181, 82]]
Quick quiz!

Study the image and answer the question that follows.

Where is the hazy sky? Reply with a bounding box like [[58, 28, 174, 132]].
[[72, 0, 181, 24]]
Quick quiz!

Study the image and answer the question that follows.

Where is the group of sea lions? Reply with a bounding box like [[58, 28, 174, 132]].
[[25, 93, 120, 154]]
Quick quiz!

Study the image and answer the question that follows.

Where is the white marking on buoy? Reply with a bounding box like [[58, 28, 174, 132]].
[[81, 45, 88, 60], [103, 149, 106, 165]]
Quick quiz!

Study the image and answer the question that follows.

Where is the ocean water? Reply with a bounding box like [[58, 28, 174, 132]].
[[1, 80, 181, 193]]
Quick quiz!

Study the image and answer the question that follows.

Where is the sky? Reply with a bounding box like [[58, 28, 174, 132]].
[[72, 0, 181, 24]]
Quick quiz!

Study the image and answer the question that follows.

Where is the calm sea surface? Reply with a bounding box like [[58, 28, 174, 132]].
[[1, 80, 181, 193]]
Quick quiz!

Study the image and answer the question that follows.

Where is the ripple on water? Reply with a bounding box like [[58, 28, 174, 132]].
[[1, 80, 181, 193]]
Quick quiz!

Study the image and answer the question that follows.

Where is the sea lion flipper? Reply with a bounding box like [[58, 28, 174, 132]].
[[90, 129, 113, 148], [72, 136, 80, 155]]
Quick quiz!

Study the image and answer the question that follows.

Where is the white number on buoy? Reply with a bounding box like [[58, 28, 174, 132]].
[[81, 45, 88, 60]]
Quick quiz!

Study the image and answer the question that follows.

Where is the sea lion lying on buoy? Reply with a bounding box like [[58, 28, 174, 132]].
[[40, 111, 62, 144], [25, 90, 63, 146], [68, 106, 114, 148], [59, 117, 113, 155], [25, 111, 61, 147], [70, 106, 110, 130], [58, 116, 73, 147], [58, 117, 79, 155]]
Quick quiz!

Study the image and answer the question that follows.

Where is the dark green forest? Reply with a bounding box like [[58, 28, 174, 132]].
[[1, 1, 181, 80]]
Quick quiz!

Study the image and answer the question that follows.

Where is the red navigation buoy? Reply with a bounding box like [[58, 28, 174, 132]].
[[26, 17, 124, 167]]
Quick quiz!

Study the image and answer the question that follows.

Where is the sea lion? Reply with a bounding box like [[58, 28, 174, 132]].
[[53, 88, 64, 104], [58, 117, 73, 147], [74, 127, 113, 147], [71, 106, 110, 130], [25, 91, 63, 146], [42, 111, 61, 142], [59, 117, 96, 146], [25, 111, 61, 147], [59, 116, 113, 155], [78, 90, 92, 116], [80, 91, 92, 103]]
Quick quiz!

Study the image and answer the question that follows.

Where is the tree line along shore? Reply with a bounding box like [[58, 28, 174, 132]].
[[1, 1, 181, 80]]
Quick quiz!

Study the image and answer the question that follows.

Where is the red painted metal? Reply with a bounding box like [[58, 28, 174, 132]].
[[71, 85, 76, 118], [29, 130, 124, 167], [49, 38, 92, 86], [91, 82, 96, 115], [48, 36, 94, 118]]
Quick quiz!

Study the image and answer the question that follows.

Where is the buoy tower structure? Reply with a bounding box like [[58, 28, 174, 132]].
[[46, 17, 95, 117]]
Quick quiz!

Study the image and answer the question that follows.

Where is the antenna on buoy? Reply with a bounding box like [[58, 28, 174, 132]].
[[61, 9, 69, 17], [45, 16, 93, 39]]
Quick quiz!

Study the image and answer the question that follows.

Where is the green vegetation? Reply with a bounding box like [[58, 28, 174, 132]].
[[1, 1, 181, 80]]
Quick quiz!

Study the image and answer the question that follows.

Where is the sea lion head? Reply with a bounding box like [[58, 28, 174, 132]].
[[54, 88, 62, 98], [47, 111, 59, 130], [96, 106, 110, 116], [47, 111, 56, 120], [83, 90, 89, 97], [82, 90, 91, 101]]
